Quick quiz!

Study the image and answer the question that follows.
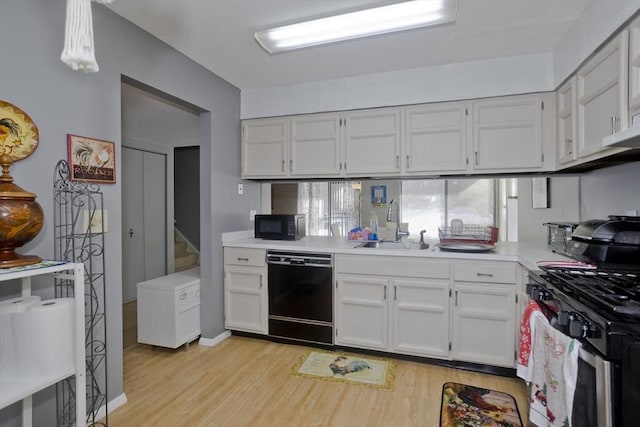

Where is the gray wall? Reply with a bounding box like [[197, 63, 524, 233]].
[[580, 161, 640, 219], [517, 161, 640, 244], [175, 147, 200, 249], [0, 1, 260, 425]]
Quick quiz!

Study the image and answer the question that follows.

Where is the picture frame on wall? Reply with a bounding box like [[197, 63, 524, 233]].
[[67, 134, 116, 183], [371, 185, 387, 207]]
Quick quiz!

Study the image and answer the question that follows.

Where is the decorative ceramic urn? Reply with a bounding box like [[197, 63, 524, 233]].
[[0, 100, 43, 268]]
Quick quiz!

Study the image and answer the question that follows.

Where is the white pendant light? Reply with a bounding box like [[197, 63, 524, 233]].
[[60, 0, 115, 72], [255, 0, 457, 54]]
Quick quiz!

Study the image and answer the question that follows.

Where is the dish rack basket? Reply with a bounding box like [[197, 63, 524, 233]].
[[438, 225, 499, 244]]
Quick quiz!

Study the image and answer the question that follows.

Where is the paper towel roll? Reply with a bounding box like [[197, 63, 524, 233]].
[[0, 295, 42, 313], [0, 298, 75, 382]]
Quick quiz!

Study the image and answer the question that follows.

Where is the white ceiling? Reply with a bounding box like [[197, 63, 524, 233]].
[[107, 0, 594, 91]]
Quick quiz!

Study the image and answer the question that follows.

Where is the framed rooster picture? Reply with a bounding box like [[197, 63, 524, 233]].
[[67, 134, 116, 183]]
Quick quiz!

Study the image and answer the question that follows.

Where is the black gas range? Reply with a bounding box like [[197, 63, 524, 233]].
[[528, 266, 640, 360], [527, 215, 640, 427]]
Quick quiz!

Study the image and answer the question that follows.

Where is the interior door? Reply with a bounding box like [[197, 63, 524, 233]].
[[122, 147, 167, 302]]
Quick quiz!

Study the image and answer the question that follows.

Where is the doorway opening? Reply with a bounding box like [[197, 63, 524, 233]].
[[120, 79, 201, 350]]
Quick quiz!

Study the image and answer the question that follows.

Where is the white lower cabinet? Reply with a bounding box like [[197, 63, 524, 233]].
[[392, 279, 450, 358], [335, 254, 451, 359], [335, 275, 389, 350], [452, 261, 518, 367], [335, 254, 518, 368], [223, 247, 268, 334]]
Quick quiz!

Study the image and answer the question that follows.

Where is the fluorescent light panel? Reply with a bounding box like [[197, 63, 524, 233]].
[[255, 0, 457, 54]]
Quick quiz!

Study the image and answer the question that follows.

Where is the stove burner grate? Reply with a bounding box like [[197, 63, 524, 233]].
[[540, 266, 640, 317]]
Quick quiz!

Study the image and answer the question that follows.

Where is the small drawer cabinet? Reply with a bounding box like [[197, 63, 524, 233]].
[[137, 267, 200, 349]]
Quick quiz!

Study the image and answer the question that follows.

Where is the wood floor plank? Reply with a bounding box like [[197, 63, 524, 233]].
[[108, 335, 530, 426]]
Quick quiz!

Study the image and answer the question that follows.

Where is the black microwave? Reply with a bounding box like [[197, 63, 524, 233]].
[[255, 214, 306, 240]]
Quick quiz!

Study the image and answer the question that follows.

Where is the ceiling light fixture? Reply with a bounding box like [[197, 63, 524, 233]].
[[254, 0, 457, 54]]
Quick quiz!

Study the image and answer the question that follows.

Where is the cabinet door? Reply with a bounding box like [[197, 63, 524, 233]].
[[224, 265, 267, 334], [557, 77, 578, 164], [392, 279, 450, 359], [472, 95, 544, 171], [241, 118, 288, 178], [630, 17, 640, 112], [577, 30, 628, 158], [335, 275, 388, 350], [290, 113, 343, 177], [452, 283, 516, 367], [404, 103, 469, 174], [344, 107, 401, 175]]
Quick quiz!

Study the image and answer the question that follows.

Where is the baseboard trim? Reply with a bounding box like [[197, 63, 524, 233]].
[[199, 330, 231, 347], [94, 392, 128, 421]]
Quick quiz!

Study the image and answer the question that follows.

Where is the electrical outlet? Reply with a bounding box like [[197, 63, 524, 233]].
[[238, 183, 244, 195], [250, 210, 256, 221]]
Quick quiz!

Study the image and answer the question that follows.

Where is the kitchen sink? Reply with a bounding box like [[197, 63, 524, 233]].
[[354, 240, 429, 250]]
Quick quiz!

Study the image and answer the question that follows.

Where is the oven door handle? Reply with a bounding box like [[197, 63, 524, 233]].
[[578, 346, 614, 427]]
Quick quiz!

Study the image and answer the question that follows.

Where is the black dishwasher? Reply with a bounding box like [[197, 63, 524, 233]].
[[267, 250, 333, 345]]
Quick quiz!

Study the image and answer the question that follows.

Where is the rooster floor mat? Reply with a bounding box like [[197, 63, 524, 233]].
[[292, 350, 395, 389], [440, 382, 523, 427]]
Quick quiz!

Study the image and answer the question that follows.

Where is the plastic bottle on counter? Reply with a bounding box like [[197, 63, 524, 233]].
[[369, 211, 379, 240]]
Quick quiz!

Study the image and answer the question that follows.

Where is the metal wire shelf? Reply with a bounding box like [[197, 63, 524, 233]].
[[438, 224, 498, 244]]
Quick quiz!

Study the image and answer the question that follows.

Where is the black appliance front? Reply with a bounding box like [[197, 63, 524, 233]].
[[267, 253, 333, 345], [527, 269, 640, 427]]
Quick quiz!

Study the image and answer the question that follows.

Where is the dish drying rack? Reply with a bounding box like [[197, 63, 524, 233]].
[[438, 224, 498, 244]]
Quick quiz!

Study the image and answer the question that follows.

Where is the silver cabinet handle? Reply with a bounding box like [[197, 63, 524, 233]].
[[281, 159, 285, 172], [611, 116, 617, 134], [476, 272, 494, 277], [339, 162, 342, 170], [259, 275, 263, 288], [289, 160, 293, 172], [396, 155, 399, 169], [237, 257, 249, 261], [394, 285, 397, 300], [474, 151, 479, 165], [384, 285, 387, 300], [455, 290, 458, 306], [566, 139, 573, 155], [406, 154, 410, 169]]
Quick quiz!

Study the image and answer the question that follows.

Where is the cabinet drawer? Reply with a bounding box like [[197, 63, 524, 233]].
[[176, 282, 200, 312], [224, 247, 266, 267], [177, 305, 201, 343], [453, 262, 517, 284], [336, 254, 450, 279]]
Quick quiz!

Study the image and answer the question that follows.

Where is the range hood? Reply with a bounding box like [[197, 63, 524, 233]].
[[603, 125, 640, 148]]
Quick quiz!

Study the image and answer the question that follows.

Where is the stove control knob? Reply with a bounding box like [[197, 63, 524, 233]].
[[529, 285, 553, 301], [569, 316, 591, 339], [557, 311, 571, 326]]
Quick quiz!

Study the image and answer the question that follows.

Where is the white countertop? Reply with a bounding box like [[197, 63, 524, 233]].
[[222, 234, 571, 271]]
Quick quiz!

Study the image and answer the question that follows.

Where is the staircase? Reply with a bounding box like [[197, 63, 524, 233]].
[[174, 229, 199, 272]]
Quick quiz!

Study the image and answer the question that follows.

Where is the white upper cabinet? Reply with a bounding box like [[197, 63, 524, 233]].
[[576, 30, 629, 158], [403, 102, 469, 174], [629, 17, 640, 116], [290, 113, 343, 177], [557, 76, 578, 165], [472, 95, 546, 171], [344, 107, 402, 176], [242, 118, 288, 178]]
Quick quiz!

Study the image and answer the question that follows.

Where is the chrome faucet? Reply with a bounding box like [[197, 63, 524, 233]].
[[386, 199, 409, 242]]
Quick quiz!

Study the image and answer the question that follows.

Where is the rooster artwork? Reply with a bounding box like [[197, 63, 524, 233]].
[[67, 134, 116, 183], [0, 100, 39, 162], [329, 355, 371, 376]]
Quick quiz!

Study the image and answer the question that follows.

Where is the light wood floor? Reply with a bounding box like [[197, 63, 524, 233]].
[[112, 309, 530, 426]]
